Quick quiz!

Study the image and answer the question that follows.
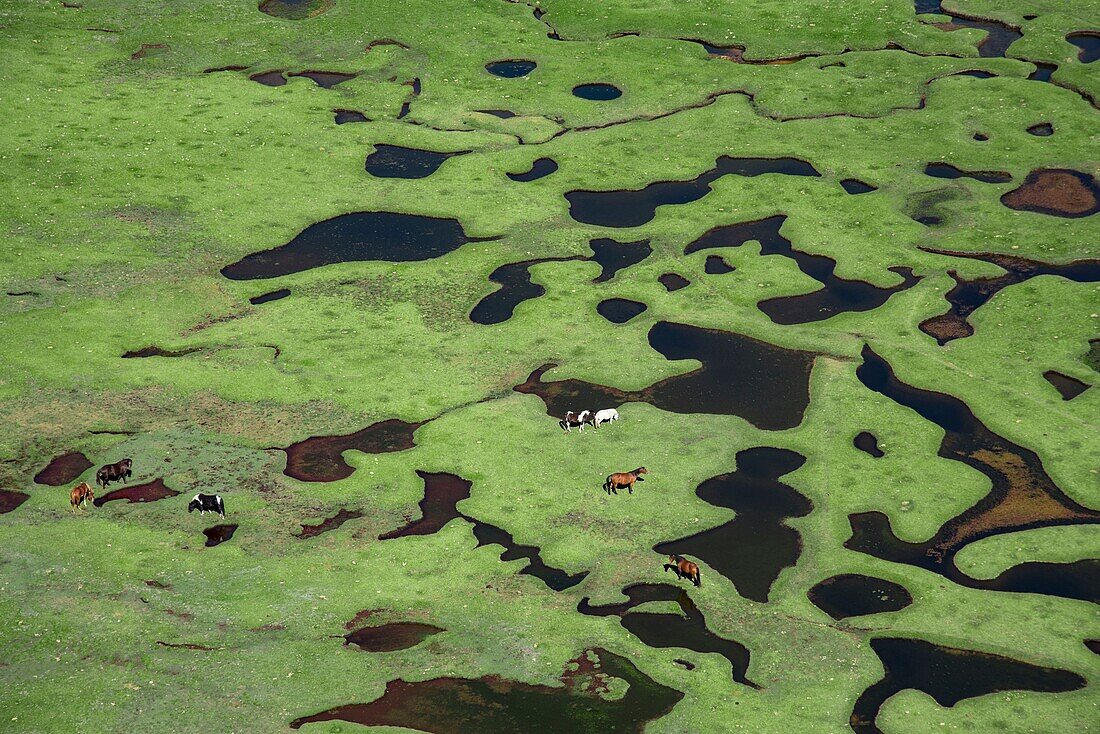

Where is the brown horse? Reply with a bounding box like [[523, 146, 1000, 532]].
[[603, 467, 648, 495], [665, 554, 701, 586], [70, 482, 94, 512]]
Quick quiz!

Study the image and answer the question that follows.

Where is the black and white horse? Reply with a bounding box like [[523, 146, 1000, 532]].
[[188, 493, 226, 517], [559, 410, 592, 432]]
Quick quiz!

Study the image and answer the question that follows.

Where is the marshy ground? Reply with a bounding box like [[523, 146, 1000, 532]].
[[1, 0, 1097, 732]]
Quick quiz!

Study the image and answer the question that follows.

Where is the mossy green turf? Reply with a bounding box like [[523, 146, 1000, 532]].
[[1, 0, 1098, 732]]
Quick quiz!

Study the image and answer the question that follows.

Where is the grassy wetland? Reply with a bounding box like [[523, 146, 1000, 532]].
[[0, 0, 1097, 731]]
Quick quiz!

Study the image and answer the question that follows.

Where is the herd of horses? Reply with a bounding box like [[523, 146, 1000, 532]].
[[560, 407, 703, 586], [62, 407, 703, 586]]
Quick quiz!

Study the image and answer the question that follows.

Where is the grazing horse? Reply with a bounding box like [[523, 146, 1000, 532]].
[[96, 458, 132, 489], [188, 493, 226, 517], [560, 409, 593, 432], [70, 482, 94, 512], [665, 554, 701, 586], [603, 467, 648, 494], [592, 408, 619, 428]]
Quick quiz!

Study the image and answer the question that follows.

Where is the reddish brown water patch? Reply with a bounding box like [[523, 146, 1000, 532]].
[[854, 431, 884, 458], [655, 448, 810, 602], [918, 248, 1100, 344], [94, 479, 178, 506], [659, 272, 690, 291], [578, 583, 759, 688], [515, 321, 816, 430], [686, 216, 920, 324], [923, 163, 1011, 184], [1001, 169, 1100, 217], [0, 490, 30, 514], [334, 108, 369, 124], [258, 0, 334, 20], [849, 348, 1100, 600], [850, 637, 1084, 734], [156, 640, 216, 651], [122, 345, 202, 358], [296, 509, 362, 539], [203, 524, 238, 547], [282, 418, 424, 482], [288, 70, 356, 88], [808, 574, 912, 620], [379, 471, 471, 539], [249, 70, 286, 86], [289, 647, 683, 732], [344, 622, 444, 652], [1044, 370, 1091, 400], [34, 451, 92, 485]]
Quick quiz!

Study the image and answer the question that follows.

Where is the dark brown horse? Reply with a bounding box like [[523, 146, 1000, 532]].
[[96, 458, 132, 488], [603, 467, 648, 494], [70, 482, 94, 512], [664, 554, 700, 586]]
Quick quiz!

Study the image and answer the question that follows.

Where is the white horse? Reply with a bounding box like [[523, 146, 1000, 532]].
[[560, 409, 593, 432], [593, 408, 620, 428]]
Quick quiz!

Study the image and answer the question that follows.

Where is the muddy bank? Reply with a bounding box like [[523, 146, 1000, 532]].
[[93, 478, 178, 506], [1000, 169, 1100, 217], [34, 451, 92, 486], [808, 574, 912, 620], [850, 637, 1084, 734], [579, 583, 760, 688], [507, 157, 558, 182], [659, 273, 690, 291], [686, 216, 920, 324], [221, 211, 497, 280], [122, 346, 202, 358], [282, 418, 424, 482], [566, 158, 820, 228], [1043, 370, 1090, 400], [203, 524, 238, 547], [296, 509, 362, 539], [848, 347, 1100, 601], [515, 321, 816, 430], [655, 448, 810, 602], [365, 145, 468, 179], [918, 248, 1100, 344], [470, 256, 585, 325], [0, 490, 30, 514], [258, 0, 334, 20], [290, 647, 682, 732], [344, 622, 444, 652], [597, 298, 647, 323], [854, 432, 884, 458]]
